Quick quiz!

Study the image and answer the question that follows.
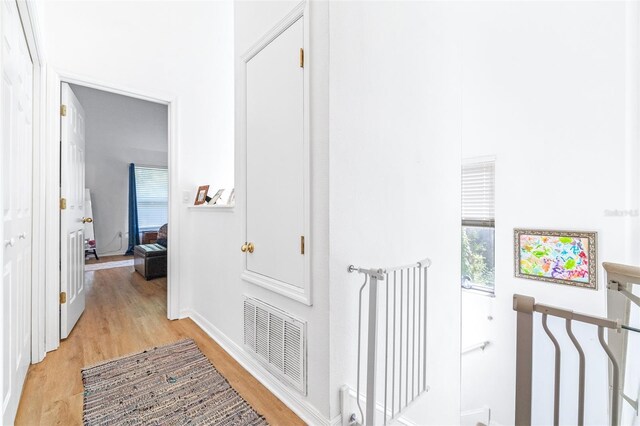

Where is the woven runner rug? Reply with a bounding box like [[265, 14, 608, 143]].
[[82, 339, 268, 426]]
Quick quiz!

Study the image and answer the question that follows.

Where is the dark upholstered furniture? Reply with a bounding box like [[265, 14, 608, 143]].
[[156, 223, 167, 248], [134, 243, 167, 280]]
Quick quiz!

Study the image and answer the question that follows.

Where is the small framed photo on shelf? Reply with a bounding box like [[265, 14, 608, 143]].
[[514, 229, 597, 289], [208, 189, 225, 205], [194, 185, 209, 205]]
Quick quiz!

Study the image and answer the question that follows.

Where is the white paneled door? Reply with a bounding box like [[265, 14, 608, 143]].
[[60, 83, 86, 339], [245, 17, 305, 292], [1, 0, 33, 423]]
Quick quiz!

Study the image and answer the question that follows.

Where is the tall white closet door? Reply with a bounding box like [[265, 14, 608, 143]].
[[245, 18, 305, 291], [1, 0, 33, 423]]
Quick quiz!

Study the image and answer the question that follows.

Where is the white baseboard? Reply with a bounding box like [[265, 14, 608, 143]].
[[339, 385, 417, 426], [330, 413, 344, 426], [461, 406, 491, 426], [181, 309, 333, 426]]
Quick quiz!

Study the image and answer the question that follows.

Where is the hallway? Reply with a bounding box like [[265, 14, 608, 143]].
[[15, 261, 303, 425]]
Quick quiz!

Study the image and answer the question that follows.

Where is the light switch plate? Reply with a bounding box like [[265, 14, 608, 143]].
[[183, 190, 191, 204]]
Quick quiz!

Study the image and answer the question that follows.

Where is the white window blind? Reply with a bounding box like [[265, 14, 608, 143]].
[[135, 166, 168, 230], [462, 160, 495, 227]]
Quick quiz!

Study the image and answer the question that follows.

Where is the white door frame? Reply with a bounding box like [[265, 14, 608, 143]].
[[43, 69, 180, 352], [15, 0, 47, 364]]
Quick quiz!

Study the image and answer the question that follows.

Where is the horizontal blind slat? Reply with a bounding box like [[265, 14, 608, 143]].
[[135, 166, 168, 229], [462, 160, 494, 222]]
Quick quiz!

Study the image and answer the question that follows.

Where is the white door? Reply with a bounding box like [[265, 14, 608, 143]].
[[245, 18, 305, 289], [1, 0, 33, 423], [60, 83, 86, 339]]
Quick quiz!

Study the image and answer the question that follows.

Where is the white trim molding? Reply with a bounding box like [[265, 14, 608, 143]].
[[182, 309, 332, 426], [16, 0, 47, 364], [187, 204, 235, 211], [238, 0, 312, 306], [43, 69, 181, 352], [338, 385, 417, 426], [241, 270, 311, 305]]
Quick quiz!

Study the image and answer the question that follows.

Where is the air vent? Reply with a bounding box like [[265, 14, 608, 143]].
[[243, 297, 306, 394]]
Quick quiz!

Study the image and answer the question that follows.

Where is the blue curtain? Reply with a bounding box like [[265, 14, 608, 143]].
[[125, 163, 140, 255]]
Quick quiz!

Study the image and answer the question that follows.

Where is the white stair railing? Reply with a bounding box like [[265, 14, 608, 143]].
[[461, 340, 490, 355]]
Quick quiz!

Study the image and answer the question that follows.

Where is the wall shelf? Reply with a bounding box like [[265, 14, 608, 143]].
[[187, 204, 235, 212]]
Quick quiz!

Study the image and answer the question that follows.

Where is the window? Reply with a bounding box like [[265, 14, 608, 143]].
[[135, 166, 168, 230], [461, 159, 495, 293]]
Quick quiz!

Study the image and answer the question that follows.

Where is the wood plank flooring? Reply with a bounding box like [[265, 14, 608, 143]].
[[15, 264, 304, 425]]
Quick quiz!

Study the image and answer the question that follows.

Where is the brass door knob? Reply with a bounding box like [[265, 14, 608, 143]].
[[241, 243, 248, 253], [82, 217, 93, 223], [247, 242, 254, 253]]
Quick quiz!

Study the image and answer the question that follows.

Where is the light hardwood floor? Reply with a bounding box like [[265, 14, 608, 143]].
[[15, 263, 304, 425]]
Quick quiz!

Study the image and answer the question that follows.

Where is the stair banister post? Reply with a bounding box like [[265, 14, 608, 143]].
[[513, 294, 535, 426]]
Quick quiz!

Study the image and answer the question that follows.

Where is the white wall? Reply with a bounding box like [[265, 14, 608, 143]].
[[40, 2, 640, 425], [70, 84, 168, 256], [41, 1, 334, 422], [41, 0, 235, 317], [42, 1, 234, 197], [178, 0, 332, 423], [328, 2, 462, 423], [459, 2, 639, 425]]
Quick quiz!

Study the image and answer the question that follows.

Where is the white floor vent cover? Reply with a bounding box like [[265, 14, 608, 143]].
[[243, 297, 307, 394]]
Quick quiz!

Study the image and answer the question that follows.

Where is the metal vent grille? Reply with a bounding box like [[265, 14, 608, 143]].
[[243, 302, 256, 351], [243, 298, 306, 394]]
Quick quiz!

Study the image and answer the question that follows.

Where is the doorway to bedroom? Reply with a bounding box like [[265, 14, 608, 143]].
[[60, 82, 169, 339]]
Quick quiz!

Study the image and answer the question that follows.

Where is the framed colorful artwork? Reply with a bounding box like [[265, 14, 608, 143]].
[[514, 229, 597, 289]]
